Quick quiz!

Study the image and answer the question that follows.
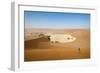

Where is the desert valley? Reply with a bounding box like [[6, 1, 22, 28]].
[[24, 28, 90, 61]]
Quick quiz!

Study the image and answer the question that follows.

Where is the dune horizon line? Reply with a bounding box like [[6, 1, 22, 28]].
[[25, 27, 90, 30]]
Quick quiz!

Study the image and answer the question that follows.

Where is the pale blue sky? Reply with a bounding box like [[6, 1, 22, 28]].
[[24, 11, 90, 29]]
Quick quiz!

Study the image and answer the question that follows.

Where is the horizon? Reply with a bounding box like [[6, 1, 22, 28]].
[[24, 27, 90, 30]]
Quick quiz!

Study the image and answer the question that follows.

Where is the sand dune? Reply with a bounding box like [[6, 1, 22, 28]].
[[24, 28, 90, 61]]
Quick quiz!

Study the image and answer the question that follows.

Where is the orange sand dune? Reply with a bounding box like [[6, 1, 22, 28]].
[[24, 29, 90, 61]]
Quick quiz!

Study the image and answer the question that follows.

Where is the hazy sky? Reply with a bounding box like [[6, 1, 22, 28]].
[[24, 11, 90, 29]]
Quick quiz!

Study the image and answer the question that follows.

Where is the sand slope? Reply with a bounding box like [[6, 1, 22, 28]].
[[24, 29, 90, 61]]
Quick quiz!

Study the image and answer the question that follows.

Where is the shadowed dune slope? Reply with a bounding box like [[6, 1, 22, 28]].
[[25, 36, 50, 49]]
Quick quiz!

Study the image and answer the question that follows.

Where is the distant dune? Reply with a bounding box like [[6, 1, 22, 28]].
[[25, 28, 89, 34], [24, 28, 90, 61]]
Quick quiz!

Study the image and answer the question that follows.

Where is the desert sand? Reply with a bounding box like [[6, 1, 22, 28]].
[[24, 28, 90, 61]]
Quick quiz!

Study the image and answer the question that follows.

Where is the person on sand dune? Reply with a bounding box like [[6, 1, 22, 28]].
[[77, 48, 80, 53]]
